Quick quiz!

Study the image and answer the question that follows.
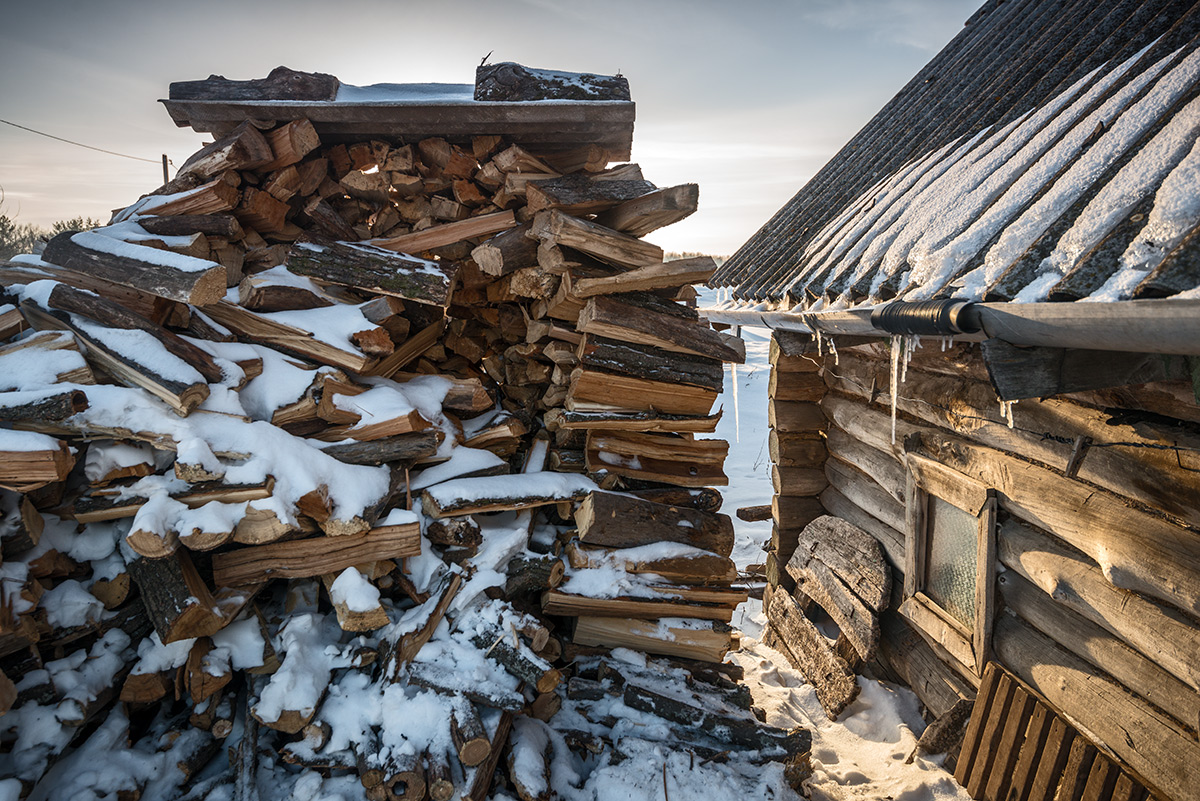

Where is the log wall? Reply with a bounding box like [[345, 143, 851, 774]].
[[768, 338, 1200, 801]]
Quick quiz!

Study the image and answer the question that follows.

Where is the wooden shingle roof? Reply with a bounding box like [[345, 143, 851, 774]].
[[713, 0, 1200, 308]]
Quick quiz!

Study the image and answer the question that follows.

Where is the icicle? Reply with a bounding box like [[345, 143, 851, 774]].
[[1000, 399, 1018, 428], [890, 335, 901, 444], [827, 336, 839, 366], [731, 361, 741, 444], [814, 327, 824, 357]]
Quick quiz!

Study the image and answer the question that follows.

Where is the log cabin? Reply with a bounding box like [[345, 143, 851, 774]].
[[705, 1, 1200, 799]]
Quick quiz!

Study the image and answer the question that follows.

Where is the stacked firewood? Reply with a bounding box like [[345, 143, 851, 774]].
[[0, 114, 802, 799]]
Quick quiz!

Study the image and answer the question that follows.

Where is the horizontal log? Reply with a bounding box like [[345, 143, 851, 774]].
[[771, 466, 828, 496], [419, 471, 596, 518], [788, 515, 890, 612], [567, 368, 717, 416], [571, 616, 736, 663], [542, 589, 739, 621], [212, 524, 421, 586], [545, 408, 722, 434], [769, 401, 826, 433], [366, 210, 517, 254], [285, 241, 458, 307], [594, 184, 700, 237], [42, 230, 226, 306], [579, 295, 744, 363], [568, 256, 716, 298], [576, 335, 724, 392], [575, 491, 735, 555], [769, 430, 827, 468], [531, 209, 662, 269]]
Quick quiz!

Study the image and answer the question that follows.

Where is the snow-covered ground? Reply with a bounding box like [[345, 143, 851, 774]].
[[711, 317, 970, 801]]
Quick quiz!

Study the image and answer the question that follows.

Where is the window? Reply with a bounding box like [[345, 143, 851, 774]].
[[901, 453, 996, 679]]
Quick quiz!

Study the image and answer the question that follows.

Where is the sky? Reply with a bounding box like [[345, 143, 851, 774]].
[[0, 0, 981, 256]]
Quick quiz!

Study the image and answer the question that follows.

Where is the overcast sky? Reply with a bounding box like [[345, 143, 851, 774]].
[[0, 0, 980, 255]]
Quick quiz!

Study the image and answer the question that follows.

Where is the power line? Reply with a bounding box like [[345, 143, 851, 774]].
[[0, 118, 161, 164]]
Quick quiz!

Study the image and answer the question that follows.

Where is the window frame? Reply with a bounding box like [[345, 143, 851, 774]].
[[901, 453, 996, 679]]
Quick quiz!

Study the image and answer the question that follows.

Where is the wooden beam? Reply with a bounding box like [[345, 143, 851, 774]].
[[980, 338, 1186, 401], [285, 241, 458, 307]]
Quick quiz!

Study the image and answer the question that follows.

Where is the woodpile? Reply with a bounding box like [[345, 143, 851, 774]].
[[0, 101, 803, 799]]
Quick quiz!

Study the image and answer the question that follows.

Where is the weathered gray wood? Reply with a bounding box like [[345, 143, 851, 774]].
[[994, 613, 1200, 801], [578, 295, 744, 363], [285, 241, 457, 307], [594, 184, 700, 237], [169, 66, 339, 101], [788, 515, 889, 612], [475, 63, 630, 101], [532, 210, 663, 270], [999, 570, 1200, 733], [818, 486, 906, 573], [576, 335, 724, 391], [790, 555, 879, 663], [997, 517, 1200, 693], [575, 491, 735, 556], [763, 584, 859, 719], [41, 230, 226, 306], [319, 431, 439, 466], [980, 338, 1185, 401], [526, 175, 656, 217], [0, 389, 89, 423], [569, 256, 716, 298], [823, 455, 906, 534], [824, 425, 905, 503]]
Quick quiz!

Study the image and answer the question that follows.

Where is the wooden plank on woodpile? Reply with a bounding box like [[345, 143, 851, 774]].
[[788, 515, 889, 612], [994, 613, 1200, 801], [542, 589, 740, 622], [122, 178, 241, 219], [763, 584, 858, 719], [212, 523, 421, 586], [572, 616, 736, 663], [525, 174, 656, 216], [419, 471, 595, 518], [997, 518, 1200, 693], [285, 241, 458, 307], [565, 540, 736, 585], [578, 294, 744, 363], [41, 230, 227, 306], [586, 430, 728, 487], [545, 408, 722, 434], [575, 490, 735, 555], [531, 210, 662, 269], [576, 335, 725, 392], [366, 210, 517, 254], [566, 368, 718, 416], [594, 184, 700, 237]]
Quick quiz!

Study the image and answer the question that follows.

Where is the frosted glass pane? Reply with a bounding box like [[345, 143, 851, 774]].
[[925, 496, 977, 628]]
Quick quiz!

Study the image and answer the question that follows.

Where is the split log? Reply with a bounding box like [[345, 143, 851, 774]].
[[531, 210, 662, 270], [425, 517, 483, 548], [763, 584, 859, 719], [505, 554, 565, 597], [41, 230, 227, 306], [475, 63, 630, 101], [419, 472, 596, 518], [575, 491, 734, 555], [472, 223, 539, 277], [572, 616, 736, 663], [544, 408, 722, 434], [286, 240, 458, 307], [541, 589, 739, 622], [467, 712, 514, 801], [594, 184, 700, 237], [138, 214, 243, 238], [259, 119, 322, 172], [200, 301, 375, 373], [405, 660, 525, 712], [565, 541, 737, 585], [70, 479, 273, 524], [0, 432, 75, 491], [123, 178, 241, 219], [585, 430, 728, 487], [578, 295, 744, 363], [321, 568, 390, 632], [212, 523, 421, 586], [178, 120, 273, 179], [525, 175, 656, 216], [386, 573, 462, 669], [319, 431, 440, 466], [566, 367, 718, 416], [367, 210, 517, 254], [127, 550, 255, 643], [568, 256, 716, 298], [789, 553, 879, 663]]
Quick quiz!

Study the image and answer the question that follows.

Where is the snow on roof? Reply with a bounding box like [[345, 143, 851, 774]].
[[715, 0, 1200, 309]]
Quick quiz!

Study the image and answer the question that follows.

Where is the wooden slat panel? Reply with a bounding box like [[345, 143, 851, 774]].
[[1058, 738, 1098, 801], [1080, 754, 1119, 801], [955, 662, 1002, 787], [1027, 716, 1075, 801], [966, 674, 1016, 797], [1007, 703, 1053, 801], [983, 683, 1034, 801]]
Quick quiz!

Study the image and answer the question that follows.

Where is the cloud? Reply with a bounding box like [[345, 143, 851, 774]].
[[798, 0, 980, 51]]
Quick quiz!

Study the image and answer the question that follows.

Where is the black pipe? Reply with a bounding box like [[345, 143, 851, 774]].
[[870, 299, 982, 336]]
